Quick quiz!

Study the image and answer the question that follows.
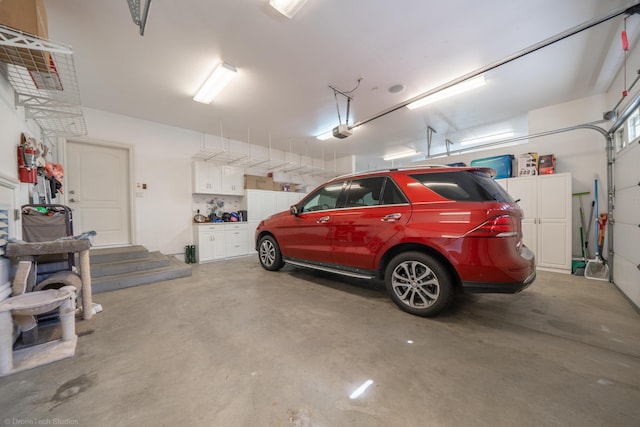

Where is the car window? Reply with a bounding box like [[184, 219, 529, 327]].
[[300, 181, 345, 212], [381, 178, 409, 205], [343, 177, 385, 207], [409, 171, 515, 202]]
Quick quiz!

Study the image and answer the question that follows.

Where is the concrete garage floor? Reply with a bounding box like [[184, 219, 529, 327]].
[[1, 257, 639, 427]]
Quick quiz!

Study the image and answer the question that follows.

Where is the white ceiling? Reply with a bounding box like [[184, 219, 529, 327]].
[[44, 0, 638, 167]]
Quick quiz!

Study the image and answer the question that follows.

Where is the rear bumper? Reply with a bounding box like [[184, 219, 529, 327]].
[[461, 270, 536, 294], [453, 241, 536, 293]]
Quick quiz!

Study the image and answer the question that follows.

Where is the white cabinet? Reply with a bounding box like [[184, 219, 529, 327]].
[[192, 161, 222, 194], [193, 224, 226, 262], [221, 165, 244, 195], [225, 223, 248, 258], [192, 161, 243, 195], [194, 223, 249, 263], [501, 173, 572, 273]]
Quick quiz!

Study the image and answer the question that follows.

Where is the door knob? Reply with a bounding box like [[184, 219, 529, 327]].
[[69, 198, 78, 203]]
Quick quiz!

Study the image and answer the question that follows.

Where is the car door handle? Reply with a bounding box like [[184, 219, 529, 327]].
[[381, 213, 402, 222], [317, 216, 330, 224]]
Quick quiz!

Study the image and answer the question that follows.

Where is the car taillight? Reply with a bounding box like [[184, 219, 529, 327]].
[[465, 215, 518, 238]]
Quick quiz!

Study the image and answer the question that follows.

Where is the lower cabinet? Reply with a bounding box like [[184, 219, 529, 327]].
[[193, 224, 226, 263], [225, 223, 248, 258], [193, 223, 248, 263]]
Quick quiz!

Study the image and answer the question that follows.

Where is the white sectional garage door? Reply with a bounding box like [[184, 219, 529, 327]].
[[613, 140, 640, 308]]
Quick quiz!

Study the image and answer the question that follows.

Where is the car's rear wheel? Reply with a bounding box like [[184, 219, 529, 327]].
[[258, 235, 285, 271], [384, 252, 453, 317]]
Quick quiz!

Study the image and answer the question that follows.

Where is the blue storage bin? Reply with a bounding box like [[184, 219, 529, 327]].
[[469, 154, 513, 179]]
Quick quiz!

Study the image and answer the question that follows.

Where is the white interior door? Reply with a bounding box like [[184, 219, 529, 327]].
[[66, 140, 131, 247]]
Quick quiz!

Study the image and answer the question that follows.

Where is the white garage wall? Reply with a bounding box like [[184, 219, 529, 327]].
[[410, 94, 609, 258], [76, 108, 200, 256], [0, 80, 624, 264], [527, 94, 610, 260], [63, 108, 345, 256]]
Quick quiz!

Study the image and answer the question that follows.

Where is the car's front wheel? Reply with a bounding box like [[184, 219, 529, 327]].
[[384, 252, 453, 317], [258, 235, 285, 271]]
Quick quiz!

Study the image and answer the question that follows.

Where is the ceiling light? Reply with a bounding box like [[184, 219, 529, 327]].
[[316, 130, 334, 141], [459, 131, 514, 146], [383, 149, 418, 161], [406, 75, 486, 110], [193, 62, 238, 104], [270, 0, 309, 18]]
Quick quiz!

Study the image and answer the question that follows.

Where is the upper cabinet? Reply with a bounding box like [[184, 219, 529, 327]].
[[220, 165, 244, 196], [192, 161, 243, 195]]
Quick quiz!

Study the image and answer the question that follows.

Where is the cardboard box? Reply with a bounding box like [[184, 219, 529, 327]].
[[538, 154, 555, 175], [0, 0, 51, 72], [245, 174, 274, 190], [516, 152, 539, 176]]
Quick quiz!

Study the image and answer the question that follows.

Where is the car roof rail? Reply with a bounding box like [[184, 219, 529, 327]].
[[332, 164, 452, 180]]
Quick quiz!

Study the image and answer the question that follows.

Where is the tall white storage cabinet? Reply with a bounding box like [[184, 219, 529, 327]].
[[499, 173, 572, 273], [244, 189, 306, 254]]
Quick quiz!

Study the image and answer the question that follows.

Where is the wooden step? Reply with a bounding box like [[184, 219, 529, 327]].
[[89, 245, 149, 264], [87, 245, 192, 294], [90, 251, 172, 278]]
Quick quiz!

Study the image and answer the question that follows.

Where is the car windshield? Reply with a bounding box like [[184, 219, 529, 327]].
[[409, 170, 515, 203]]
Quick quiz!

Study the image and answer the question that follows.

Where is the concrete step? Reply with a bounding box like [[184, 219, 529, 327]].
[[90, 251, 171, 278], [92, 256, 192, 294], [89, 245, 149, 265]]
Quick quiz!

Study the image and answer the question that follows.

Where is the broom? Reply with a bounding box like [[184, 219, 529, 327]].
[[584, 177, 609, 281]]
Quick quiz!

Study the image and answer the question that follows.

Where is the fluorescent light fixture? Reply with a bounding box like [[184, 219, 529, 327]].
[[270, 0, 309, 18], [383, 149, 418, 161], [406, 75, 486, 110], [459, 131, 514, 146], [193, 61, 238, 104], [349, 379, 374, 399]]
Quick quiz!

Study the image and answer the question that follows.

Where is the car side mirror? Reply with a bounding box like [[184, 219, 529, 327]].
[[290, 205, 298, 215]]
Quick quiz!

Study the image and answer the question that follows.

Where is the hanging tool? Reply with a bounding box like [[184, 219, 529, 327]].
[[597, 213, 609, 256], [584, 200, 595, 259], [572, 191, 589, 261]]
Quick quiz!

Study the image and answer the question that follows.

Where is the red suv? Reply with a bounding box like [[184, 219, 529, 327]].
[[255, 166, 536, 317]]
